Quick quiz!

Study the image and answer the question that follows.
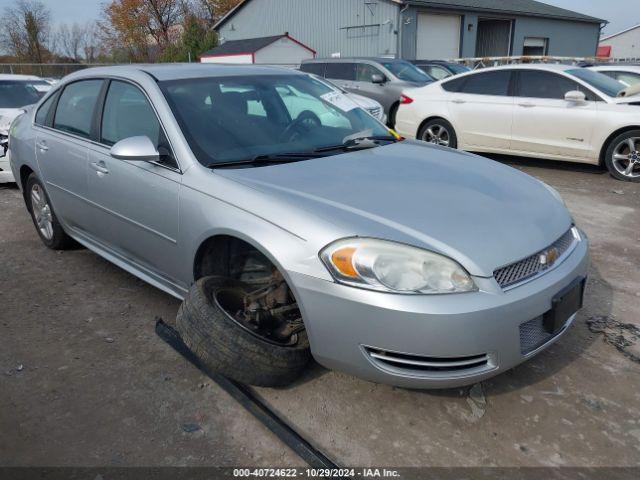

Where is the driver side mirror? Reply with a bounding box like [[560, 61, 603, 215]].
[[110, 136, 159, 162], [371, 74, 386, 84], [564, 90, 586, 103]]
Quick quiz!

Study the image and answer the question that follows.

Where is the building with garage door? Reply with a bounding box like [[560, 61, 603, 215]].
[[214, 0, 605, 60]]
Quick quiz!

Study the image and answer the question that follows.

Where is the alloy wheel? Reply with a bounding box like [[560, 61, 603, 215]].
[[30, 184, 54, 240], [422, 124, 450, 147], [612, 137, 640, 179]]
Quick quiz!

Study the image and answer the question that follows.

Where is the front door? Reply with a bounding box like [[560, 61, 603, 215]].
[[35, 79, 104, 231], [447, 69, 514, 150], [511, 70, 598, 159], [84, 80, 183, 286]]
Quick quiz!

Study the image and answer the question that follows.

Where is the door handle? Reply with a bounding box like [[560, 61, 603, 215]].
[[518, 102, 536, 108], [451, 99, 466, 104], [91, 161, 109, 175], [36, 142, 48, 151]]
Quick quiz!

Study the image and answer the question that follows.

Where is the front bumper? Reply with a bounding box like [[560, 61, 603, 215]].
[[0, 149, 14, 183], [290, 234, 589, 389]]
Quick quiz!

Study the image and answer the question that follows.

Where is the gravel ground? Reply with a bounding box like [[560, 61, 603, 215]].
[[1, 157, 639, 469]]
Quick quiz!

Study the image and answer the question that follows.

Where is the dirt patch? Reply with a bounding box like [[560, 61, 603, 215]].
[[587, 315, 640, 363]]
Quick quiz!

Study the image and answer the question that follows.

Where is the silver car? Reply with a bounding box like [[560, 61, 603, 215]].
[[300, 58, 433, 127], [9, 65, 589, 389]]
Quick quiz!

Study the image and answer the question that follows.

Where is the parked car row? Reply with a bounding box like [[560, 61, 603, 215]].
[[0, 74, 52, 183]]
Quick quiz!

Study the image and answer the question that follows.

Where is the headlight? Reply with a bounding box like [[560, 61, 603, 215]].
[[320, 238, 476, 294]]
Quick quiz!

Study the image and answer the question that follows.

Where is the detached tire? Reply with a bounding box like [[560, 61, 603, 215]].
[[176, 276, 311, 387]]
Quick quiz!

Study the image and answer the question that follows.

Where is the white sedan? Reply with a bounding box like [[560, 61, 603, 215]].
[[395, 64, 640, 182], [589, 64, 640, 87]]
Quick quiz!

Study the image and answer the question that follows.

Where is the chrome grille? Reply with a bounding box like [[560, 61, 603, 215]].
[[494, 229, 576, 289], [364, 346, 490, 374]]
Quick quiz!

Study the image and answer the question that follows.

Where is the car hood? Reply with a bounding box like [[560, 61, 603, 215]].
[[347, 93, 381, 110], [0, 107, 30, 134], [217, 142, 572, 277]]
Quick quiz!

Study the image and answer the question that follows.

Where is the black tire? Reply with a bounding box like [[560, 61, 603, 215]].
[[417, 118, 458, 149], [176, 276, 312, 387], [604, 129, 640, 182], [387, 102, 399, 129], [25, 174, 75, 250]]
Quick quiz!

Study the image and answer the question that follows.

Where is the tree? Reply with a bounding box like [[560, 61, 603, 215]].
[[1, 0, 51, 63], [99, 0, 183, 62], [192, 0, 242, 29], [159, 13, 217, 62]]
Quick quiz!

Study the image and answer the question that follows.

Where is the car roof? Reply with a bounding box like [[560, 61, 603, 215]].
[[63, 64, 304, 82], [470, 64, 577, 73], [302, 57, 404, 64], [591, 64, 640, 72], [0, 74, 43, 81]]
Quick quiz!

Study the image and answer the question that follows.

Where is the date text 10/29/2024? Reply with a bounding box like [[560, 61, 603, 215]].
[[233, 468, 400, 478]]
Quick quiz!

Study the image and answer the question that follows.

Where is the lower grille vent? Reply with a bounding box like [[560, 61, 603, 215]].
[[519, 315, 564, 355], [364, 347, 489, 374]]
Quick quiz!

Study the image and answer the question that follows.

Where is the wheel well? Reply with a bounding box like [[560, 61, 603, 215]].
[[193, 235, 275, 284], [416, 116, 450, 139], [19, 165, 34, 211], [599, 126, 640, 166]]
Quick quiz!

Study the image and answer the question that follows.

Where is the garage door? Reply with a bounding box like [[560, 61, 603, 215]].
[[416, 13, 461, 59]]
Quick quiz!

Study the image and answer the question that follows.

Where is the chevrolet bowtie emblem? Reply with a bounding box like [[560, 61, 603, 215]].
[[539, 247, 559, 268]]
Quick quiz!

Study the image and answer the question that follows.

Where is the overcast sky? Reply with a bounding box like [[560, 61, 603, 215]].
[[0, 0, 636, 37]]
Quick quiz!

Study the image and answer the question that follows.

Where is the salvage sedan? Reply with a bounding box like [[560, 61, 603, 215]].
[[9, 65, 589, 388]]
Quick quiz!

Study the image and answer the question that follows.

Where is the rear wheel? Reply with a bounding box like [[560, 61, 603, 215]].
[[26, 174, 75, 250], [604, 130, 640, 182], [418, 118, 457, 149], [176, 276, 311, 387], [387, 102, 399, 129]]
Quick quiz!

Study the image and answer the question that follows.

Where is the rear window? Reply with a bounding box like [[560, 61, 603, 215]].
[[300, 63, 325, 76], [325, 63, 356, 81], [457, 71, 511, 96], [0, 81, 43, 108], [53, 80, 103, 138], [441, 75, 467, 92]]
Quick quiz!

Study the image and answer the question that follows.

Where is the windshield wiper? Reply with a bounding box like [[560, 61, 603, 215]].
[[209, 152, 325, 168], [314, 135, 399, 153]]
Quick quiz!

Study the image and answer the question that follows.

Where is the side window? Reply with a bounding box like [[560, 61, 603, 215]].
[[356, 63, 384, 82], [426, 66, 451, 80], [53, 80, 103, 138], [35, 93, 57, 126], [615, 72, 640, 87], [517, 70, 588, 100], [325, 63, 356, 81], [101, 80, 177, 168], [459, 71, 511, 96], [300, 63, 325, 76], [441, 75, 467, 92]]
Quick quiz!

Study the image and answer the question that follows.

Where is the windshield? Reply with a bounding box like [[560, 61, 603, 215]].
[[381, 61, 432, 83], [448, 63, 471, 74], [160, 74, 390, 167], [0, 80, 48, 108], [567, 69, 625, 98]]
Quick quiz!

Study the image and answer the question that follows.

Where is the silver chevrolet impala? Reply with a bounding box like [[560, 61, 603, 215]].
[[9, 65, 589, 388]]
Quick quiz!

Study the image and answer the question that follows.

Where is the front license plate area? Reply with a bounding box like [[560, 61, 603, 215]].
[[543, 278, 585, 334]]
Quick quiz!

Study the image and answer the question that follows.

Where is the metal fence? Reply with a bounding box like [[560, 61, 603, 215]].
[[0, 63, 120, 79], [449, 55, 640, 69]]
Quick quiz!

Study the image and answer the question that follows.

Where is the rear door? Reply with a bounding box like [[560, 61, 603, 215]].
[[446, 70, 514, 150], [34, 79, 104, 231], [511, 70, 598, 159], [324, 62, 357, 92], [84, 79, 183, 286], [353, 63, 388, 106]]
